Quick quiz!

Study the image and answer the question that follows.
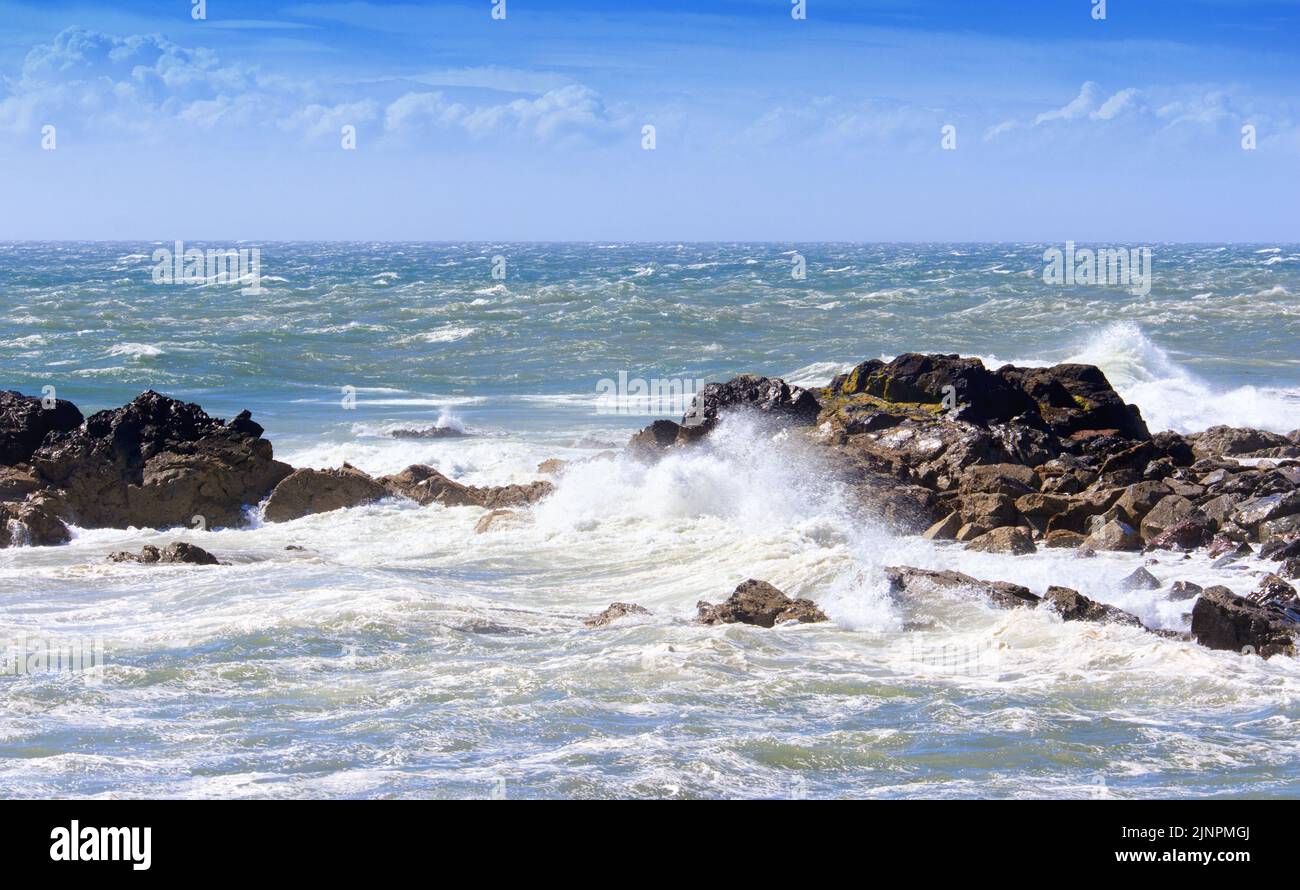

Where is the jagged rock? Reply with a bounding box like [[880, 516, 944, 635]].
[[832, 354, 1036, 426], [922, 511, 962, 541], [0, 390, 84, 465], [1151, 430, 1196, 467], [627, 419, 700, 452], [998, 363, 1150, 440], [883, 565, 1039, 609], [108, 541, 220, 565], [1043, 586, 1144, 626], [1139, 495, 1203, 542], [1082, 519, 1143, 552], [262, 464, 390, 522], [965, 526, 1036, 555], [1191, 586, 1297, 657], [685, 375, 819, 432], [1169, 580, 1203, 601], [0, 498, 71, 547], [696, 579, 827, 627], [1119, 567, 1160, 591], [30, 391, 291, 530], [474, 509, 518, 533], [583, 602, 650, 628]]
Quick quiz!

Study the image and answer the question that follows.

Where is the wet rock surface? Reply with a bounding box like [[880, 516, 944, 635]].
[[697, 579, 828, 627]]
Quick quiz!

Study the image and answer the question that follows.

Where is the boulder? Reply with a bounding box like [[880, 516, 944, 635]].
[[583, 602, 650, 628], [0, 390, 84, 465], [957, 492, 1018, 529], [1249, 573, 1298, 608], [1082, 519, 1143, 552], [1280, 558, 1300, 580], [922, 511, 962, 541], [0, 465, 44, 502], [30, 391, 291, 530], [1231, 491, 1300, 535], [1119, 567, 1160, 591], [263, 464, 389, 522], [0, 498, 71, 547], [1044, 530, 1087, 549], [998, 363, 1150, 440], [959, 463, 1039, 496], [696, 579, 827, 627], [1147, 516, 1215, 551], [965, 526, 1036, 555], [883, 565, 1039, 609], [1043, 586, 1144, 626], [1168, 580, 1203, 601], [1191, 586, 1297, 657], [1259, 536, 1300, 561], [1138, 495, 1203, 542], [1115, 481, 1172, 523]]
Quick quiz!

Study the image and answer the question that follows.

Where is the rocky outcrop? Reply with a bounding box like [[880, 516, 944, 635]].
[[0, 390, 84, 465], [686, 375, 820, 432], [390, 426, 466, 439], [30, 391, 291, 530], [583, 602, 650, 628], [696, 579, 827, 627], [1191, 586, 1298, 657], [997, 363, 1150, 441], [108, 541, 220, 565], [263, 464, 390, 522]]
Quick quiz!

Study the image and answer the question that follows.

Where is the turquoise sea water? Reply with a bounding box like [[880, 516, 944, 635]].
[[2, 242, 1299, 798]]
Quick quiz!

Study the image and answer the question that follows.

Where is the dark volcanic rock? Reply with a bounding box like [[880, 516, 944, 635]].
[[1043, 586, 1144, 627], [583, 602, 650, 628], [1191, 586, 1298, 657], [263, 464, 389, 522], [696, 579, 827, 627], [685, 375, 819, 431], [998, 363, 1150, 441], [30, 391, 291, 530], [884, 565, 1040, 609], [108, 541, 220, 565], [834, 354, 1037, 425], [0, 390, 84, 466]]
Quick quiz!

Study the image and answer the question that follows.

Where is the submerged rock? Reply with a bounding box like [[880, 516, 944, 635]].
[[0, 497, 70, 547], [1043, 586, 1144, 627], [696, 579, 827, 627], [263, 464, 389, 522], [390, 426, 466, 439], [108, 541, 220, 565], [379, 464, 553, 510], [583, 602, 650, 628], [474, 508, 518, 533], [884, 566, 1039, 609], [1119, 567, 1160, 591]]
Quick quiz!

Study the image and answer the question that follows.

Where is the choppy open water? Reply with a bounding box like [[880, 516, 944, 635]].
[[2, 242, 1299, 799]]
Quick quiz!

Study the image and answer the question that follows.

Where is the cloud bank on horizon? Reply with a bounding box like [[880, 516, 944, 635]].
[[0, 0, 1296, 240]]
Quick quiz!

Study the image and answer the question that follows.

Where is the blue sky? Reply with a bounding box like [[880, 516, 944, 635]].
[[1, 0, 1297, 240]]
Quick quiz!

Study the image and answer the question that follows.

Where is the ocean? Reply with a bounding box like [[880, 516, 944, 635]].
[[2, 241, 1299, 798]]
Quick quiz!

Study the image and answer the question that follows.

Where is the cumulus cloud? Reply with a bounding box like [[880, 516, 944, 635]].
[[0, 26, 617, 147]]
